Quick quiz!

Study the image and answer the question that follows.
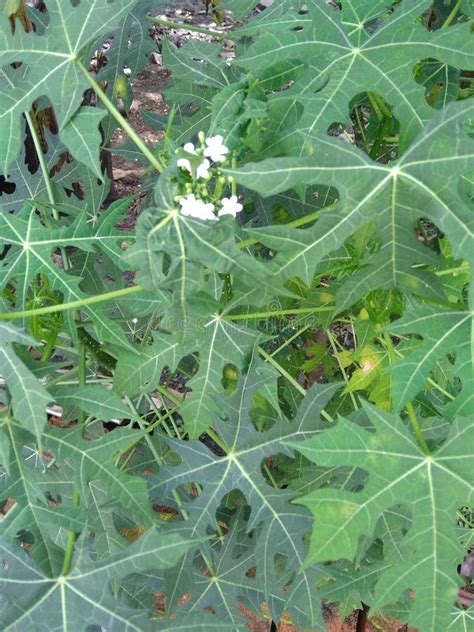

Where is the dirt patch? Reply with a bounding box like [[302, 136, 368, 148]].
[[109, 61, 169, 203]]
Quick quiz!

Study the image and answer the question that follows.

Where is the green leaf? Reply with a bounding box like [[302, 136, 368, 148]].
[[179, 317, 262, 439], [0, 424, 84, 575], [44, 426, 154, 527], [0, 528, 199, 631], [287, 404, 473, 631], [0, 0, 141, 171], [51, 384, 136, 423], [235, 0, 474, 148], [113, 331, 183, 395], [150, 360, 339, 628], [387, 306, 474, 418], [230, 100, 474, 309], [0, 322, 51, 438], [0, 201, 134, 349], [60, 107, 107, 180]]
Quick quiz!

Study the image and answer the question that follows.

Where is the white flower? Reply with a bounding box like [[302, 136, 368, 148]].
[[177, 157, 192, 173], [196, 158, 211, 179], [218, 195, 243, 218], [179, 194, 216, 221], [177, 142, 198, 173], [204, 135, 229, 162], [183, 142, 197, 154]]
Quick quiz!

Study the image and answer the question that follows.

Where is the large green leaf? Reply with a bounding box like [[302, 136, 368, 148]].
[[387, 306, 474, 418], [43, 425, 154, 527], [0, 0, 141, 171], [0, 423, 84, 576], [287, 405, 473, 631], [0, 201, 135, 348], [0, 528, 199, 631], [230, 100, 474, 309], [149, 360, 339, 628], [235, 0, 474, 148]]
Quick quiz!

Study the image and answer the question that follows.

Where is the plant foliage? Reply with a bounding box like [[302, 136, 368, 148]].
[[0, 1, 472, 630]]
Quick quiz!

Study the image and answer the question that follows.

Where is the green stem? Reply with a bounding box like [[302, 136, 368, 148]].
[[369, 115, 391, 160], [77, 332, 86, 426], [224, 306, 333, 321], [61, 488, 80, 576], [146, 15, 233, 39], [231, 154, 237, 197], [263, 462, 280, 488], [435, 263, 469, 277], [0, 285, 144, 321], [25, 112, 57, 216], [269, 324, 311, 358], [442, 0, 463, 27], [405, 402, 430, 455], [77, 61, 166, 173], [368, 92, 392, 119], [258, 346, 334, 422], [25, 111, 69, 270], [235, 207, 327, 250], [140, 315, 156, 346], [326, 329, 358, 411]]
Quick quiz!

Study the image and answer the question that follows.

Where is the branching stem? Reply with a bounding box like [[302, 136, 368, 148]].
[[78, 61, 166, 173]]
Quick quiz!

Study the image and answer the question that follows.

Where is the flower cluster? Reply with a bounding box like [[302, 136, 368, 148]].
[[175, 133, 242, 222], [179, 194, 243, 221]]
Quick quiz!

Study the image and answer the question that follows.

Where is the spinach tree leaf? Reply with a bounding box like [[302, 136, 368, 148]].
[[0, 323, 51, 439], [387, 306, 474, 419], [230, 100, 474, 310], [235, 0, 474, 148], [43, 425, 154, 527], [0, 201, 134, 349], [287, 405, 473, 631], [0, 424, 83, 576], [150, 360, 340, 628], [0, 0, 140, 171], [0, 528, 199, 631]]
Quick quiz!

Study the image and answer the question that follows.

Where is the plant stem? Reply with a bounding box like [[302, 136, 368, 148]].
[[0, 285, 144, 321], [442, 0, 463, 27], [235, 207, 328, 251], [77, 333, 87, 426], [263, 462, 280, 488], [269, 324, 311, 357], [146, 15, 233, 39], [435, 263, 469, 277], [61, 488, 80, 576], [224, 306, 333, 321], [77, 61, 166, 173], [368, 92, 392, 119], [25, 111, 69, 270], [25, 112, 57, 217], [406, 402, 430, 455], [326, 329, 358, 411], [258, 346, 334, 422]]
